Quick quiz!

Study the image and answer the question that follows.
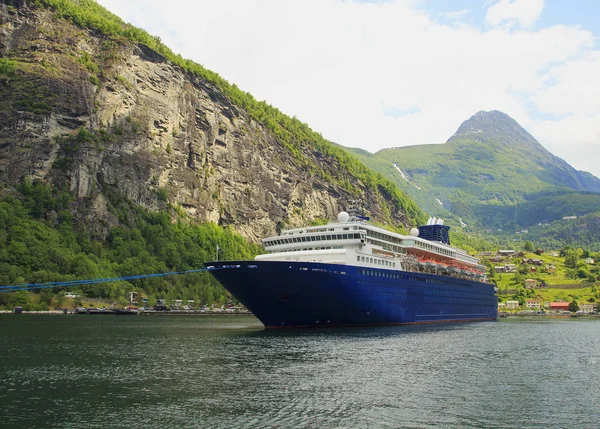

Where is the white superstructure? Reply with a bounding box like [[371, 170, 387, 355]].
[[255, 212, 487, 281]]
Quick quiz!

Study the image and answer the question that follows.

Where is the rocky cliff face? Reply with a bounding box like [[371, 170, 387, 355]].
[[0, 2, 414, 242]]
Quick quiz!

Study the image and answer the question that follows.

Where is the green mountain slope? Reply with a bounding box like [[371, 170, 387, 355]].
[[348, 111, 600, 232], [521, 212, 600, 251]]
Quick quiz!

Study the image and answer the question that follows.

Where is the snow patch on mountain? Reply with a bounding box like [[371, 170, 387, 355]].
[[393, 163, 420, 190]]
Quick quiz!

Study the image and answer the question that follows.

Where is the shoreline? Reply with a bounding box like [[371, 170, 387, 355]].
[[499, 312, 599, 318], [0, 309, 254, 316], [3, 310, 598, 319]]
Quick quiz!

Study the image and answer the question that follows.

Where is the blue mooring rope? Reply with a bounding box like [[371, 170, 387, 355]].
[[0, 266, 223, 293]]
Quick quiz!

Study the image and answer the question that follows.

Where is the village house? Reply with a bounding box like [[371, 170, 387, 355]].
[[549, 251, 559, 257], [526, 300, 541, 309], [549, 302, 570, 312], [524, 279, 538, 289], [522, 258, 543, 266], [498, 250, 516, 257], [546, 264, 556, 273], [498, 302, 506, 309], [580, 304, 596, 313], [495, 264, 516, 273], [585, 257, 595, 265], [506, 300, 520, 309]]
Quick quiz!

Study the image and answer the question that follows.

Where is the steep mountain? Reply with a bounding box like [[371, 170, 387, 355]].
[[448, 111, 600, 193], [349, 111, 600, 231], [0, 0, 425, 245], [0, 0, 429, 307]]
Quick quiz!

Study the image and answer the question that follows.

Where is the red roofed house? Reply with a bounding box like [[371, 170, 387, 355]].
[[549, 302, 569, 312]]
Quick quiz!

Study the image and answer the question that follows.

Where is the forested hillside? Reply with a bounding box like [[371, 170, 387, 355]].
[[507, 212, 600, 252], [0, 180, 261, 310]]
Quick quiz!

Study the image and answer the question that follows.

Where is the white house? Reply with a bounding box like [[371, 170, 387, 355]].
[[580, 304, 595, 313]]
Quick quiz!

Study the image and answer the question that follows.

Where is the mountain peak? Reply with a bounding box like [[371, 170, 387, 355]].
[[448, 110, 539, 148]]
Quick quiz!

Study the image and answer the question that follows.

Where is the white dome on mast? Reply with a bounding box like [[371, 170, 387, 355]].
[[338, 211, 350, 223]]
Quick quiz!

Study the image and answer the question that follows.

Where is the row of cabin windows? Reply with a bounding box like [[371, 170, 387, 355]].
[[358, 269, 444, 285], [360, 269, 403, 279], [365, 228, 453, 259], [356, 255, 396, 268], [304, 226, 360, 233], [357, 229, 473, 263], [413, 240, 451, 256], [366, 238, 403, 255], [366, 230, 403, 245], [267, 233, 361, 247], [277, 246, 344, 253]]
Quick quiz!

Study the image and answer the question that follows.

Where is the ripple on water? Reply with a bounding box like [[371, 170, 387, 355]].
[[1, 316, 600, 428]]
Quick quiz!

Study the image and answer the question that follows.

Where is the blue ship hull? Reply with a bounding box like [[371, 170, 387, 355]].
[[206, 261, 498, 329]]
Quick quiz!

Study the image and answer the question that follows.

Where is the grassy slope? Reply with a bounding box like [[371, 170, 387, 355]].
[[491, 250, 599, 305]]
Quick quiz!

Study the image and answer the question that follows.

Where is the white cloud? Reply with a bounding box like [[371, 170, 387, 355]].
[[97, 0, 600, 178], [533, 51, 600, 116], [531, 114, 600, 176], [485, 0, 545, 28], [442, 9, 471, 20]]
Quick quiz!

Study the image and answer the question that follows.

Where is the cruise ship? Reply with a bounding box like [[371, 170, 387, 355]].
[[205, 212, 498, 328]]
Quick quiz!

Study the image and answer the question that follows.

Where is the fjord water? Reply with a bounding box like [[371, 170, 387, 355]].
[[1, 315, 599, 429]]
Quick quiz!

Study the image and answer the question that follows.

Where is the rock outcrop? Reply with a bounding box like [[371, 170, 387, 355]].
[[0, 2, 417, 242]]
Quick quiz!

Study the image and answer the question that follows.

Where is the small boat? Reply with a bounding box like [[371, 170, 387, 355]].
[[115, 307, 139, 315]]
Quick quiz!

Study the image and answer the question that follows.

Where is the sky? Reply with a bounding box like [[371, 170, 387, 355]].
[[97, 0, 600, 178]]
